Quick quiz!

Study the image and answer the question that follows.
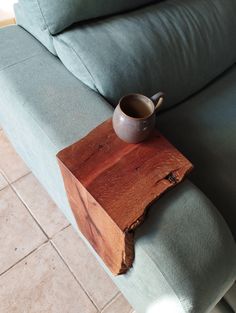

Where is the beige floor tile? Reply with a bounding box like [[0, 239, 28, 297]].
[[102, 293, 133, 313], [0, 186, 47, 274], [0, 242, 97, 313], [0, 172, 8, 190], [52, 226, 119, 311], [13, 173, 69, 238], [0, 131, 29, 183]]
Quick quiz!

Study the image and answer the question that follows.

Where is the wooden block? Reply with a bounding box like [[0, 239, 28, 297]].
[[57, 119, 193, 275]]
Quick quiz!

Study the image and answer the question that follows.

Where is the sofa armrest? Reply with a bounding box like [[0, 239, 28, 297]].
[[1, 25, 235, 313], [0, 25, 113, 147], [0, 25, 112, 225], [114, 180, 236, 313]]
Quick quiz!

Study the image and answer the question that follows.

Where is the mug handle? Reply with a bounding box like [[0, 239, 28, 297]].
[[151, 92, 165, 112]]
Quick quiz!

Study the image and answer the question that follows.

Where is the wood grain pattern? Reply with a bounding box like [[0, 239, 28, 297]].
[[57, 119, 193, 274]]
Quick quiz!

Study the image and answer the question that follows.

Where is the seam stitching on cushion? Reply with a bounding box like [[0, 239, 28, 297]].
[[142, 249, 187, 313], [54, 36, 100, 93], [35, 0, 50, 33], [0, 53, 43, 73], [0, 53, 109, 150]]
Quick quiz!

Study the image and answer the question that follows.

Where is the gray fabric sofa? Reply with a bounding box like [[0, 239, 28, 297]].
[[0, 0, 236, 312]]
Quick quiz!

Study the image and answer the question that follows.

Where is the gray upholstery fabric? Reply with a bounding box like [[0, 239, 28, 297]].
[[0, 26, 113, 225], [115, 181, 236, 313], [0, 26, 235, 313], [224, 283, 236, 312], [158, 65, 236, 239], [14, 2, 56, 55], [0, 25, 47, 71], [53, 0, 236, 108], [211, 300, 234, 313], [15, 0, 158, 35]]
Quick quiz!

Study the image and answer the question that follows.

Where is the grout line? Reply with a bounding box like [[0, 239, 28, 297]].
[[0, 181, 9, 192], [50, 240, 100, 312], [0, 168, 8, 180], [0, 168, 31, 186], [0, 139, 127, 311], [0, 185, 8, 191], [0, 240, 48, 278], [0, 179, 119, 312], [101, 292, 134, 313], [51, 224, 71, 239], [100, 291, 121, 312], [51, 226, 121, 312], [101, 292, 121, 312], [9, 171, 31, 185], [10, 183, 49, 240], [0, 169, 10, 191], [10, 181, 71, 240]]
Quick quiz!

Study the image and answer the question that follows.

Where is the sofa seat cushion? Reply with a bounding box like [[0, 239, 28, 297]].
[[0, 26, 113, 225], [53, 0, 236, 108], [1, 26, 236, 313], [0, 25, 47, 71], [158, 64, 236, 239]]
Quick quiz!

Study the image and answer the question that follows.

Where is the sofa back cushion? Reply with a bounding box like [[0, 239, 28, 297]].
[[14, 2, 56, 55], [15, 0, 158, 35], [53, 0, 236, 108]]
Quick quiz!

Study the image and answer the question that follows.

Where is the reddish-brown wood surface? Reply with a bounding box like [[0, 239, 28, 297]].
[[57, 119, 193, 274]]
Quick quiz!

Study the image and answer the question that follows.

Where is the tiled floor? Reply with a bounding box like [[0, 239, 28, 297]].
[[0, 128, 134, 313]]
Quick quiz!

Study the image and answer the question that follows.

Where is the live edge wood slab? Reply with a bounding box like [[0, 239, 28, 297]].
[[57, 119, 193, 275]]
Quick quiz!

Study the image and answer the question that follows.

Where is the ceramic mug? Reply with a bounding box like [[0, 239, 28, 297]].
[[112, 92, 164, 143]]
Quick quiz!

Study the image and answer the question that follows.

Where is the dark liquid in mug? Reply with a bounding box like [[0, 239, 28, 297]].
[[121, 99, 152, 118]]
